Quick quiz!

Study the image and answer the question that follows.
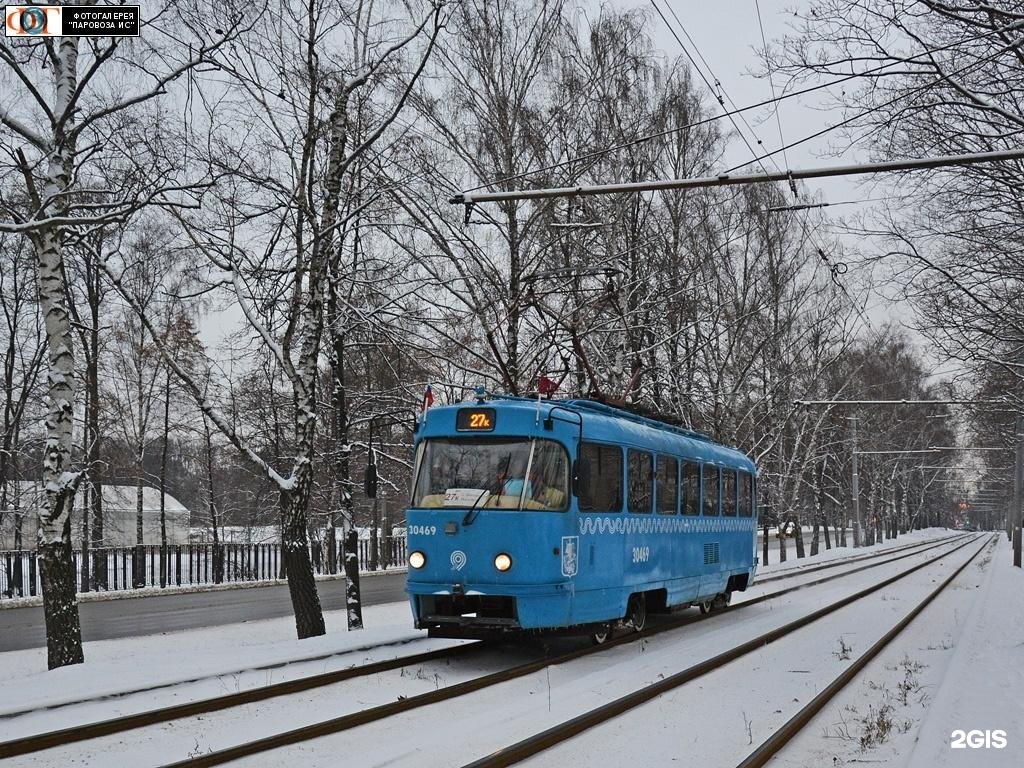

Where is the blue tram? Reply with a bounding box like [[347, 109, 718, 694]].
[[405, 395, 757, 639]]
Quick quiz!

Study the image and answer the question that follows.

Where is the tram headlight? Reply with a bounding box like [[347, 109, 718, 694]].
[[409, 551, 426, 569], [494, 553, 512, 572]]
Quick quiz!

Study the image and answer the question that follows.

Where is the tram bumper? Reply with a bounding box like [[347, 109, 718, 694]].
[[408, 581, 573, 633]]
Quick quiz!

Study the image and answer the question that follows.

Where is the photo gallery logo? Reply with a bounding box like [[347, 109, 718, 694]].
[[5, 5, 60, 36]]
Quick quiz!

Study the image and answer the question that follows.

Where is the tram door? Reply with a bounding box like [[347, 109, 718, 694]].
[[575, 442, 627, 622], [698, 464, 725, 597], [625, 450, 657, 585]]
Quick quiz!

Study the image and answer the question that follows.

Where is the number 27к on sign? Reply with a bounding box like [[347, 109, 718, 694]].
[[5, 5, 140, 37]]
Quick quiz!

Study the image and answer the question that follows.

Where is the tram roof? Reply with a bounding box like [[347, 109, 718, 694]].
[[423, 396, 754, 470], [558, 398, 712, 441]]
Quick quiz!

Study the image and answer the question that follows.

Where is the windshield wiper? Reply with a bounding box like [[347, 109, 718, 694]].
[[460, 488, 490, 527]]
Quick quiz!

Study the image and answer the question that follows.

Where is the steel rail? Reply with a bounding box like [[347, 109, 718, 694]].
[[755, 533, 965, 584], [735, 534, 996, 768], [0, 633, 451, 721], [459, 534, 986, 768], [0, 641, 482, 759], [0, 533, 965, 762], [748, 534, 969, 594]]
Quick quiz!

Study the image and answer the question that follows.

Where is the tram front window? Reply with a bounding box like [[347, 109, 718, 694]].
[[412, 438, 570, 511]]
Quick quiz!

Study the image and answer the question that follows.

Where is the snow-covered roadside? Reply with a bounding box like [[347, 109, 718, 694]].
[[240, 535, 986, 767], [904, 537, 1024, 768], [0, 530, 954, 729], [0, 600, 463, 723], [904, 536, 1023, 768], [0, 566, 406, 611]]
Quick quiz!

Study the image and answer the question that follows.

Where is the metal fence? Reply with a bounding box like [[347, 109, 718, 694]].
[[0, 537, 407, 600]]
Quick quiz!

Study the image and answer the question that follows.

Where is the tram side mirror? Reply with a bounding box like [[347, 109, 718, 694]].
[[364, 463, 378, 499]]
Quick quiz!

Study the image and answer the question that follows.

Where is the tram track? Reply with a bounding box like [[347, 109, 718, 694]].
[[456, 533, 991, 768], [0, 532, 959, 726], [735, 531, 968, 598], [0, 533, 972, 764], [754, 532, 963, 584], [733, 533, 999, 768], [0, 632, 457, 721], [0, 640, 479, 759]]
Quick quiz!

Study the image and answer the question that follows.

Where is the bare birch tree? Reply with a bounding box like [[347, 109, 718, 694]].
[[0, 2, 243, 667], [106, 0, 446, 637]]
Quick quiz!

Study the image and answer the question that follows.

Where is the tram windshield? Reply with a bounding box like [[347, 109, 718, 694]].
[[411, 437, 570, 511]]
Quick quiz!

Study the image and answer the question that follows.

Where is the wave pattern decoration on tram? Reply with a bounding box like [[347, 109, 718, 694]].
[[578, 515, 754, 536]]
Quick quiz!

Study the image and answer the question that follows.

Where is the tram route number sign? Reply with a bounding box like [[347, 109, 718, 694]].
[[456, 407, 496, 432], [5, 5, 141, 37]]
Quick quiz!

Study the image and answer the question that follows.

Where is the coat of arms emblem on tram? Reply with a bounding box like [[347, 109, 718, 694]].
[[561, 536, 578, 577]]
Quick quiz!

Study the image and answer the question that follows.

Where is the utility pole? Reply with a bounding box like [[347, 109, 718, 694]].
[[849, 416, 862, 547], [1014, 414, 1023, 567]]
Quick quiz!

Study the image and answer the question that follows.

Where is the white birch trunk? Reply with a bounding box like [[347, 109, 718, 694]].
[[34, 36, 85, 669]]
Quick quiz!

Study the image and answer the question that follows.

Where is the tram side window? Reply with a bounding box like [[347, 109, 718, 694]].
[[723, 468, 737, 516], [577, 443, 624, 512], [628, 450, 653, 513], [739, 471, 753, 516], [702, 465, 720, 516], [681, 461, 700, 515], [656, 455, 678, 514]]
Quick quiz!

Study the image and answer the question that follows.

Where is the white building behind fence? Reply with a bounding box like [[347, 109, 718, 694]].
[[0, 481, 191, 550]]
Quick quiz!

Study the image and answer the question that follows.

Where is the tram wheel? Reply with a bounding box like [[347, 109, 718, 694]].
[[699, 592, 731, 615], [625, 593, 647, 633]]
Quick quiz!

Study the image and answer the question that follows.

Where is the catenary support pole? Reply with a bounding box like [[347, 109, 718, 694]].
[[1014, 414, 1022, 567], [850, 416, 861, 548]]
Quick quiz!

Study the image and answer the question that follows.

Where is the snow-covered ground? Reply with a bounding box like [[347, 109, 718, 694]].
[[0, 528, 950, 706], [1, 529, 1014, 768], [0, 600, 454, 721], [765, 535, 1022, 768]]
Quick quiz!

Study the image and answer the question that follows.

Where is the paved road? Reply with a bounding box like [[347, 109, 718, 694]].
[[0, 573, 408, 652]]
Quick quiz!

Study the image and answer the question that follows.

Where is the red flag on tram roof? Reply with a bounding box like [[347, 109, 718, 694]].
[[538, 375, 559, 397]]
